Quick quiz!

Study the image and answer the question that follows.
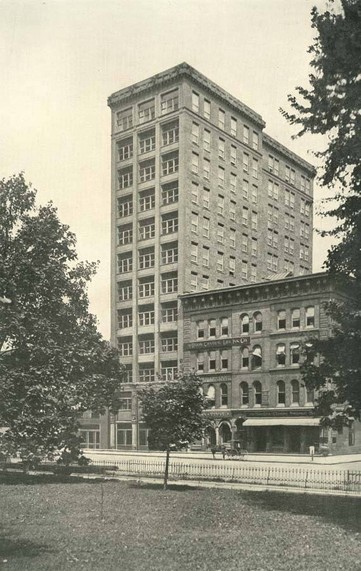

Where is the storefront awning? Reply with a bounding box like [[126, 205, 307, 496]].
[[243, 418, 321, 427]]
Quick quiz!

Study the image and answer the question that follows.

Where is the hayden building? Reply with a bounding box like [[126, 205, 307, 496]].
[[79, 63, 360, 453]]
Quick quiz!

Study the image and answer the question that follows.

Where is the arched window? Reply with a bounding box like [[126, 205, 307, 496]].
[[241, 347, 249, 369], [197, 353, 204, 372], [240, 313, 249, 334], [291, 380, 299, 405], [220, 383, 228, 407], [221, 350, 228, 371], [251, 345, 262, 370], [277, 309, 286, 330], [253, 381, 262, 405], [219, 423, 231, 443], [276, 343, 286, 366], [206, 385, 216, 408], [240, 382, 249, 406], [290, 343, 300, 365], [208, 318, 216, 338], [306, 306, 315, 328], [277, 380, 286, 405], [253, 311, 263, 333]]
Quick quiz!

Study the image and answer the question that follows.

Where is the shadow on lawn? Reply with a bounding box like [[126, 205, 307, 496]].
[[128, 481, 203, 493], [241, 490, 361, 534], [0, 473, 105, 486], [0, 533, 50, 560]]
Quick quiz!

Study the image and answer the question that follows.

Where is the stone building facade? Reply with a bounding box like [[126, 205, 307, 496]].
[[179, 272, 361, 455]]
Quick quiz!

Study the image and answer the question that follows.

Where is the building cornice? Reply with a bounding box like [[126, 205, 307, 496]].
[[180, 273, 339, 312], [108, 62, 266, 129], [263, 132, 316, 177]]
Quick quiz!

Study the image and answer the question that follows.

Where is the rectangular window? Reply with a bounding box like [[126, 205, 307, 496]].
[[161, 336, 178, 353], [252, 131, 259, 150], [204, 99, 211, 119], [230, 201, 236, 221], [204, 158, 210, 180], [203, 216, 209, 238], [230, 229, 236, 248], [139, 130, 156, 154], [117, 138, 133, 161], [203, 187, 210, 209], [191, 212, 198, 234], [243, 125, 249, 145], [161, 89, 179, 114], [139, 337, 155, 354], [138, 306, 155, 326], [252, 185, 258, 204], [162, 121, 179, 146], [118, 196, 133, 218], [250, 265, 257, 282], [242, 179, 249, 200], [201, 275, 209, 290], [218, 167, 225, 187], [251, 237, 257, 257], [118, 167, 133, 189], [217, 252, 224, 272], [202, 246, 210, 267], [203, 129, 211, 152], [231, 145, 237, 166], [219, 108, 225, 129], [161, 272, 178, 294], [139, 248, 155, 269], [161, 242, 178, 265], [190, 271, 198, 292], [217, 224, 224, 244], [251, 211, 258, 231], [162, 151, 179, 176], [192, 122, 199, 145], [118, 309, 133, 329], [241, 234, 248, 254], [161, 212, 178, 235], [229, 256, 236, 275], [139, 218, 155, 240], [230, 173, 237, 193], [118, 338, 133, 357], [242, 206, 248, 226], [139, 277, 155, 298], [118, 281, 132, 301], [192, 91, 200, 113], [139, 366, 155, 383], [117, 253, 133, 274], [191, 242, 198, 264], [139, 99, 155, 124], [192, 152, 199, 174], [161, 181, 179, 205], [139, 188, 155, 212], [116, 107, 133, 132], [243, 153, 249, 173], [241, 261, 248, 280], [161, 303, 178, 323], [217, 194, 224, 215], [252, 158, 258, 179], [139, 159, 155, 182], [118, 224, 133, 245], [218, 138, 225, 160], [231, 117, 237, 137], [191, 182, 199, 204]]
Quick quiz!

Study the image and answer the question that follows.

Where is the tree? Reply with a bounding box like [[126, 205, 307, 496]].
[[138, 373, 206, 489], [281, 0, 361, 423], [0, 174, 124, 466]]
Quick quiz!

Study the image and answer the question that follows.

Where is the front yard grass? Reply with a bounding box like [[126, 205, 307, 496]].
[[0, 474, 360, 570]]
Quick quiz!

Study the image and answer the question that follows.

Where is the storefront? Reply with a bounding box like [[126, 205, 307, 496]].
[[242, 418, 321, 454]]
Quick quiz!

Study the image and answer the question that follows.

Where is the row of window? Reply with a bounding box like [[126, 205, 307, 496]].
[[118, 212, 178, 245], [118, 151, 178, 189], [196, 342, 304, 373], [117, 120, 179, 162], [116, 90, 179, 132], [196, 308, 315, 339], [116, 271, 177, 297], [205, 380, 314, 408], [118, 181, 178, 217]]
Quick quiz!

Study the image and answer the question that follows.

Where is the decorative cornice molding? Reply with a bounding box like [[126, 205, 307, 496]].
[[180, 273, 337, 313], [108, 62, 266, 128]]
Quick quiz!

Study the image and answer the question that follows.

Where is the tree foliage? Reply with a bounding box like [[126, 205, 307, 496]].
[[138, 373, 206, 488], [0, 174, 124, 465], [282, 0, 361, 422]]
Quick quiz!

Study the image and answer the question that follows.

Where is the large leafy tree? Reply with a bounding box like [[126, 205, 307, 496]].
[[138, 373, 206, 489], [0, 174, 124, 465], [281, 0, 361, 423]]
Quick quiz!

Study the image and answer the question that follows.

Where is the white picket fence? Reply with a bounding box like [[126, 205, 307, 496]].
[[91, 457, 361, 493]]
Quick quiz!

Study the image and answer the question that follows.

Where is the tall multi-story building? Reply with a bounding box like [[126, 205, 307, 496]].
[[106, 63, 316, 449]]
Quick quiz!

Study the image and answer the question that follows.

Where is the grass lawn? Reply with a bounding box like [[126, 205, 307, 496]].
[[0, 474, 361, 571]]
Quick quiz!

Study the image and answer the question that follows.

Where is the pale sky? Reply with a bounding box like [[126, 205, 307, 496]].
[[0, 0, 332, 339]]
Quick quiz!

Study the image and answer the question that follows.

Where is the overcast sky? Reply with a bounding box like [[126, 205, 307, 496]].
[[0, 0, 333, 339]]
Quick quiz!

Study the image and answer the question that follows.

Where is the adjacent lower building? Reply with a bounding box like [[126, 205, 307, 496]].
[[179, 272, 361, 455]]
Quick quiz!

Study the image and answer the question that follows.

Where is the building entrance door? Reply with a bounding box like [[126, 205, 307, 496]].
[[289, 427, 301, 453]]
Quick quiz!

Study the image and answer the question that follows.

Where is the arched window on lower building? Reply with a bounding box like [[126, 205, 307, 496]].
[[253, 381, 262, 406], [240, 313, 249, 334], [220, 383, 228, 407], [253, 311, 263, 333], [241, 347, 249, 369], [206, 385, 216, 408], [251, 345, 262, 370], [291, 380, 300, 405], [276, 343, 286, 366], [240, 382, 249, 406]]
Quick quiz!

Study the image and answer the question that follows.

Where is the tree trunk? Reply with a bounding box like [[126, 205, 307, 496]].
[[163, 448, 170, 490]]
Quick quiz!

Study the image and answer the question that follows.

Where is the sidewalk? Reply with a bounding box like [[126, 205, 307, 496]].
[[86, 449, 361, 465]]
